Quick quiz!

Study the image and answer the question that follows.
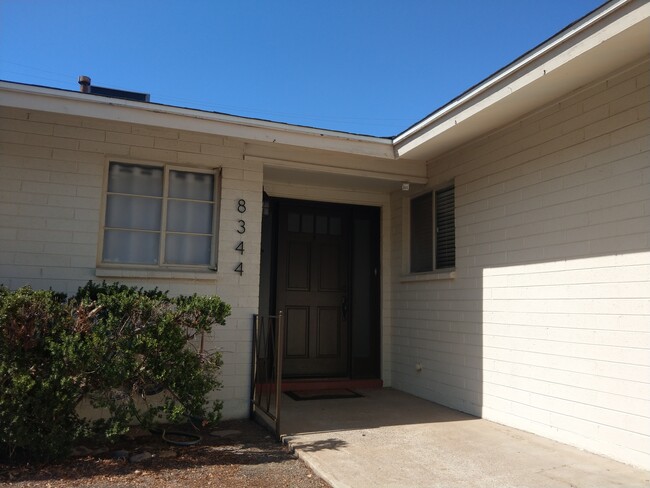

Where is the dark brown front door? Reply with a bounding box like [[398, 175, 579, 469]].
[[277, 202, 349, 377]]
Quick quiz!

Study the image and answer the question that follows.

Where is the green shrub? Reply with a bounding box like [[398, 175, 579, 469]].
[[0, 282, 230, 462], [0, 286, 85, 461], [74, 282, 230, 435]]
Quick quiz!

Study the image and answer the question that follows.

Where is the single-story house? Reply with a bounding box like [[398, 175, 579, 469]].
[[1, 0, 648, 470]]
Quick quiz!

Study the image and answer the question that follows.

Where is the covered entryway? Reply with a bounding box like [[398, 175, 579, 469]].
[[259, 197, 381, 381]]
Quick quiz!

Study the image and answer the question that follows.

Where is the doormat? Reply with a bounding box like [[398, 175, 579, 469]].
[[285, 389, 363, 401]]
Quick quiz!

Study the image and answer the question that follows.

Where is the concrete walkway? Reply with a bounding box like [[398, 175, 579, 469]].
[[281, 388, 649, 488]]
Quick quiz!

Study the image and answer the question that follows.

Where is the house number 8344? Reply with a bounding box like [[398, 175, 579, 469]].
[[235, 199, 246, 275]]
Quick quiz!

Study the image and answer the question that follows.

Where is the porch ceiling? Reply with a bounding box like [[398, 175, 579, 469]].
[[262, 165, 418, 193], [247, 154, 427, 193]]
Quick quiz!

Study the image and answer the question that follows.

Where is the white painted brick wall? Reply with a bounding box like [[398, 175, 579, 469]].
[[390, 57, 650, 469], [0, 107, 261, 419]]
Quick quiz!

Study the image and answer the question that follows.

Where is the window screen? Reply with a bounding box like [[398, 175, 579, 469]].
[[410, 192, 433, 273]]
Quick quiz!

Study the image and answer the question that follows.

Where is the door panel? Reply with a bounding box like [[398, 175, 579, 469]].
[[317, 306, 340, 357], [285, 307, 309, 357], [318, 242, 342, 291], [277, 202, 349, 378], [287, 241, 310, 290]]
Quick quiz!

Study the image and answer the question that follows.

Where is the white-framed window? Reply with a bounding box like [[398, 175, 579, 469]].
[[409, 185, 455, 273], [101, 161, 218, 268]]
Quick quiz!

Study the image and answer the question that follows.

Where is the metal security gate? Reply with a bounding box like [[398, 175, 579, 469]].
[[250, 312, 284, 439]]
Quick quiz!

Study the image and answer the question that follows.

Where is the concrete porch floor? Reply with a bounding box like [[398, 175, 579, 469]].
[[280, 388, 649, 488]]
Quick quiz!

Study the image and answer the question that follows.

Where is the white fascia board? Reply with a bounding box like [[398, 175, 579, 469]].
[[0, 82, 396, 160], [394, 0, 647, 160]]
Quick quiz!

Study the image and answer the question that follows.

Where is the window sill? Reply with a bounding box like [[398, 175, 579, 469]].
[[400, 269, 456, 283], [95, 267, 218, 281]]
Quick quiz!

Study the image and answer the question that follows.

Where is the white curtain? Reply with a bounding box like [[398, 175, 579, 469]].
[[103, 163, 163, 264], [165, 171, 214, 265]]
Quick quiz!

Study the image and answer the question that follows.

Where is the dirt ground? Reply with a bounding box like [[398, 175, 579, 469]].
[[0, 420, 330, 487]]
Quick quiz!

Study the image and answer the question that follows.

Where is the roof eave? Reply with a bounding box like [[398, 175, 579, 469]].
[[394, 0, 650, 161], [0, 81, 397, 160]]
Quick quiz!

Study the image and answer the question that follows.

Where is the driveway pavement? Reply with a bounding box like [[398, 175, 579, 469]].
[[281, 388, 649, 488]]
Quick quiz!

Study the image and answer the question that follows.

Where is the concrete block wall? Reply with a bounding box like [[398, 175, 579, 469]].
[[0, 107, 263, 418], [390, 57, 650, 469]]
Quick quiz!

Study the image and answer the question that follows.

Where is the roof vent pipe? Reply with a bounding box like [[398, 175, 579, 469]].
[[78, 75, 91, 93]]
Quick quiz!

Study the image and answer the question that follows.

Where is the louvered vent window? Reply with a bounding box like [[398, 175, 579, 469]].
[[410, 192, 433, 272], [435, 186, 455, 269]]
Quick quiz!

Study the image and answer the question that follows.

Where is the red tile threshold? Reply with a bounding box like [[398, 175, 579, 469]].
[[281, 378, 383, 392]]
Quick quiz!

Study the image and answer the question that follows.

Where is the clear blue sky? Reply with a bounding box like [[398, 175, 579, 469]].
[[0, 0, 605, 136]]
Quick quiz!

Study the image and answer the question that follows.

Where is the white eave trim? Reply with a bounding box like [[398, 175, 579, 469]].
[[0, 81, 396, 159], [393, 0, 636, 152]]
